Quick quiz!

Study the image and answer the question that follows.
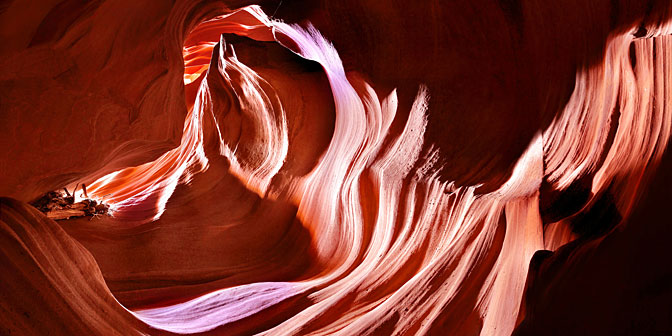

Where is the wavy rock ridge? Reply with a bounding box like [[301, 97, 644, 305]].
[[1, 1, 672, 335]]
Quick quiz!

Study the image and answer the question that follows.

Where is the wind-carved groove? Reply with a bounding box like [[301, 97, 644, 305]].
[[1, 2, 672, 336]]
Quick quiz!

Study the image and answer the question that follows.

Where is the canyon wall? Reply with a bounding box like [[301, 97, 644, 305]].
[[1, 0, 671, 335]]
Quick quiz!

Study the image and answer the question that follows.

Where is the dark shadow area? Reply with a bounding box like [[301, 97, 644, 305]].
[[515, 147, 672, 335]]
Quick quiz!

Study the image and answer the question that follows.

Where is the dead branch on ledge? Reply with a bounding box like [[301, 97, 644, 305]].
[[30, 185, 110, 221]]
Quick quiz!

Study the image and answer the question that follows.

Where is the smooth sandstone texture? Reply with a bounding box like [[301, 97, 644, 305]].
[[1, 1, 672, 335]]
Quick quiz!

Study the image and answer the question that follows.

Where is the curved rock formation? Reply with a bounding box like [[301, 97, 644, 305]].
[[1, 1, 672, 335]]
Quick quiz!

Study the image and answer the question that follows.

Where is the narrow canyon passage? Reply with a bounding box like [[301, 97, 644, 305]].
[[1, 1, 672, 335]]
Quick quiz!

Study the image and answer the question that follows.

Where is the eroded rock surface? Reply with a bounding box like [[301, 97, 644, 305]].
[[1, 1, 672, 335]]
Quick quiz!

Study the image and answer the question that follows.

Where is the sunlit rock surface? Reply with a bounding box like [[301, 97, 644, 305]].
[[1, 0, 672, 335]]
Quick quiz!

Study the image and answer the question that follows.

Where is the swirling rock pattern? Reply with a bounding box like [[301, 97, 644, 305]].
[[1, 1, 672, 335]]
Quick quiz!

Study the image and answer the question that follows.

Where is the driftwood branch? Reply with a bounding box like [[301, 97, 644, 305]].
[[30, 189, 110, 221]]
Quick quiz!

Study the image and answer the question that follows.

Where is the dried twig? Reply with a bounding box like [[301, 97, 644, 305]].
[[29, 187, 111, 221], [47, 209, 86, 220]]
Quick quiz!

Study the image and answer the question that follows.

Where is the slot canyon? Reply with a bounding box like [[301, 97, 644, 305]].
[[1, 0, 672, 335]]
